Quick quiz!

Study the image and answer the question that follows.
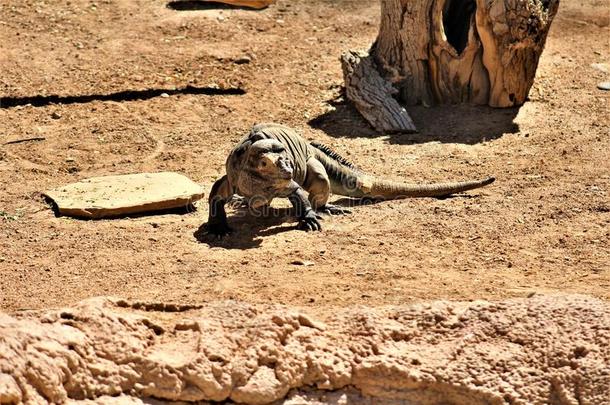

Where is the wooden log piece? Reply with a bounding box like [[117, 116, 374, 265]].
[[341, 50, 417, 133]]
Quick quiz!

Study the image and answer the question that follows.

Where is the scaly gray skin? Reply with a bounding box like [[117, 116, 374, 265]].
[[207, 123, 495, 236]]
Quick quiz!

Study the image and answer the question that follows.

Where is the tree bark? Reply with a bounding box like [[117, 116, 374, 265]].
[[341, 51, 417, 133], [342, 0, 559, 132], [374, 0, 559, 107]]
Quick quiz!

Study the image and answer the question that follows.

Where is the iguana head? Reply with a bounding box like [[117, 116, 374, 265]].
[[233, 138, 294, 199], [247, 139, 294, 181]]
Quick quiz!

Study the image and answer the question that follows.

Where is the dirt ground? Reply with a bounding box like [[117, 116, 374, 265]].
[[0, 0, 608, 313]]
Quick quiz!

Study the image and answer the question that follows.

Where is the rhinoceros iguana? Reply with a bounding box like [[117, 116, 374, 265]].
[[206, 123, 494, 236]]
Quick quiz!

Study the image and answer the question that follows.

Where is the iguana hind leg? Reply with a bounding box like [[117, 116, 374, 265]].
[[304, 158, 351, 215]]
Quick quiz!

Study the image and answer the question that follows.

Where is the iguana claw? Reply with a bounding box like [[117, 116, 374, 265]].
[[299, 210, 322, 232], [318, 204, 351, 215]]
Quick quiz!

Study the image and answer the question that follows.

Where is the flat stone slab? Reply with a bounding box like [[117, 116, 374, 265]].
[[44, 172, 204, 219]]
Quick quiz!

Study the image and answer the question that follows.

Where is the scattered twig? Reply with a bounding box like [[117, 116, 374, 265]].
[[3, 137, 46, 145]]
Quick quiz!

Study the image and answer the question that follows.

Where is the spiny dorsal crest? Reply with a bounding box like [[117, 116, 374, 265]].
[[310, 141, 359, 171]]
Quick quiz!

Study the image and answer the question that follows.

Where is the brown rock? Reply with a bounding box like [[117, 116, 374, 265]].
[[44, 172, 204, 219], [0, 295, 608, 404]]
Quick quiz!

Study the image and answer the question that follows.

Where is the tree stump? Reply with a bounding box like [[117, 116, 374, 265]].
[[342, 0, 559, 132]]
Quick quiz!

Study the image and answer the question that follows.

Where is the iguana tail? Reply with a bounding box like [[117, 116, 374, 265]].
[[311, 145, 494, 199]]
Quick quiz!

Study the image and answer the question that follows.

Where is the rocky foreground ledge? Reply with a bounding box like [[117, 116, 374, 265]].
[[1, 295, 608, 404]]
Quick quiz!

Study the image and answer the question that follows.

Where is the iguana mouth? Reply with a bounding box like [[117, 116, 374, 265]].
[[278, 158, 294, 179]]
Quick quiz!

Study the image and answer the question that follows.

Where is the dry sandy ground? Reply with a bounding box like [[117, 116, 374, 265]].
[[0, 0, 609, 312]]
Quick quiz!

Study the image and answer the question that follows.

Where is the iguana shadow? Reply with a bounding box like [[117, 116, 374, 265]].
[[194, 207, 299, 249], [330, 194, 476, 207], [195, 195, 478, 248]]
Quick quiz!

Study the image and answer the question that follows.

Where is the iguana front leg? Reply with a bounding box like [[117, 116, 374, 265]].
[[288, 184, 322, 232], [207, 175, 234, 237]]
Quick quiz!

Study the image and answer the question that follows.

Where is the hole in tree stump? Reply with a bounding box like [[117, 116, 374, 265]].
[[442, 0, 476, 54]]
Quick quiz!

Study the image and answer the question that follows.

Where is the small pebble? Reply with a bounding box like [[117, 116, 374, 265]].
[[291, 259, 314, 266], [51, 112, 61, 119], [590, 63, 609, 74], [234, 55, 251, 65], [597, 82, 610, 91], [160, 92, 170, 98]]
